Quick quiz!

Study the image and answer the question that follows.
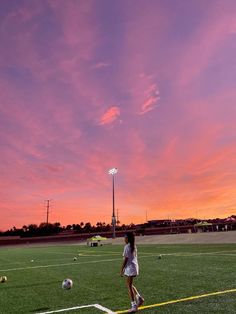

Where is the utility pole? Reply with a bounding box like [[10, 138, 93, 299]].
[[108, 168, 118, 238], [46, 200, 50, 225], [146, 210, 148, 223], [116, 208, 119, 226]]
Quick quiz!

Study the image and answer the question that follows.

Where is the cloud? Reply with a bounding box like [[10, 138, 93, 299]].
[[229, 19, 236, 34], [43, 163, 63, 173], [92, 62, 111, 69], [99, 106, 120, 125], [139, 84, 160, 115], [176, 6, 236, 88], [48, 0, 98, 59]]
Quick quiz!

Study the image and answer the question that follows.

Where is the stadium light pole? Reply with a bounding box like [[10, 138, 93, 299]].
[[108, 168, 118, 238]]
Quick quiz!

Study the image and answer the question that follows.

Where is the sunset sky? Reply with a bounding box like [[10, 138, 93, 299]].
[[0, 0, 236, 231]]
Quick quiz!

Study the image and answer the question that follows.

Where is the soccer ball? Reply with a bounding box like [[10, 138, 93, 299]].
[[62, 278, 73, 290], [0, 276, 7, 283], [73, 257, 77, 261], [158, 254, 162, 260]]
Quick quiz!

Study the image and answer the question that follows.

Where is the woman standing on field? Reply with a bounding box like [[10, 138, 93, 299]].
[[120, 231, 144, 313]]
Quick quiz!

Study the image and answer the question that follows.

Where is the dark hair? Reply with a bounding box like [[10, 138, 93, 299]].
[[125, 231, 135, 253]]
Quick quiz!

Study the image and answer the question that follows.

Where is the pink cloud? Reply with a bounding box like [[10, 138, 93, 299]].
[[99, 106, 120, 125], [176, 7, 236, 88], [139, 84, 160, 115], [109, 3, 168, 115], [92, 62, 111, 69], [48, 0, 98, 59], [140, 97, 157, 114]]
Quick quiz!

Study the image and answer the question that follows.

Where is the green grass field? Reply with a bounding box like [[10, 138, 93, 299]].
[[0, 242, 236, 313]]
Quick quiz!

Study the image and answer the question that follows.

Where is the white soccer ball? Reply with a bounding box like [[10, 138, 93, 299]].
[[0, 276, 7, 283], [62, 278, 73, 290], [73, 257, 77, 261]]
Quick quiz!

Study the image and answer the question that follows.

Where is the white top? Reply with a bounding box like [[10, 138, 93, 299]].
[[123, 243, 139, 276]]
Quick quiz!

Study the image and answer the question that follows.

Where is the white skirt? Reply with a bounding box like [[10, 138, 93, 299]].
[[124, 264, 139, 277]]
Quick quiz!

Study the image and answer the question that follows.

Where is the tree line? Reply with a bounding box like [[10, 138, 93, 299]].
[[0, 221, 136, 237], [1, 215, 235, 237]]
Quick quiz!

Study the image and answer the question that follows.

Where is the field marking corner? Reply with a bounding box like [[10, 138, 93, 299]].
[[36, 303, 116, 314]]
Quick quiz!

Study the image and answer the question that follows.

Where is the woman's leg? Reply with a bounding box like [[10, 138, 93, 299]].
[[132, 285, 139, 298], [133, 284, 144, 306], [126, 276, 135, 301]]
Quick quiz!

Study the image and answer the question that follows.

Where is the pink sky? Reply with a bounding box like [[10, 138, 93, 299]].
[[0, 0, 236, 231]]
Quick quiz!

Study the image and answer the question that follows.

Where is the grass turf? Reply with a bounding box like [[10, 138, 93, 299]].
[[0, 243, 235, 313]]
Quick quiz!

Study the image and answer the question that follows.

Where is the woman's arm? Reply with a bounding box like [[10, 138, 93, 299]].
[[120, 257, 128, 276]]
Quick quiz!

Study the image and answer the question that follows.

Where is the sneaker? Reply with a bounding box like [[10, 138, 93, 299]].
[[128, 305, 138, 313], [137, 296, 145, 307]]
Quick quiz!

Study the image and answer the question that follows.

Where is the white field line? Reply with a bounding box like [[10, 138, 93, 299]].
[[172, 253, 236, 257], [37, 303, 115, 314], [47, 252, 76, 255], [0, 254, 162, 272], [182, 254, 236, 258], [165, 250, 236, 257], [49, 251, 121, 256], [78, 253, 120, 257], [0, 258, 121, 272], [161, 249, 236, 256], [0, 253, 120, 270], [215, 254, 236, 256], [46, 250, 121, 257], [37, 304, 94, 314], [94, 303, 115, 313], [1, 250, 236, 272]]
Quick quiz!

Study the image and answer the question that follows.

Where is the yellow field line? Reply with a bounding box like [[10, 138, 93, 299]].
[[115, 288, 236, 313]]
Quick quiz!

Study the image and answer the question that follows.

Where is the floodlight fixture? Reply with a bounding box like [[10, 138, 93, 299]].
[[108, 168, 118, 175]]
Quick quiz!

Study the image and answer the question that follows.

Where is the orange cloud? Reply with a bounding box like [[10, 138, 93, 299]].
[[99, 106, 120, 125]]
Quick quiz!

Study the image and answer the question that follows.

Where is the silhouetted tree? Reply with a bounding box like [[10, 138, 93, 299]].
[[84, 222, 92, 232], [66, 224, 72, 230]]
